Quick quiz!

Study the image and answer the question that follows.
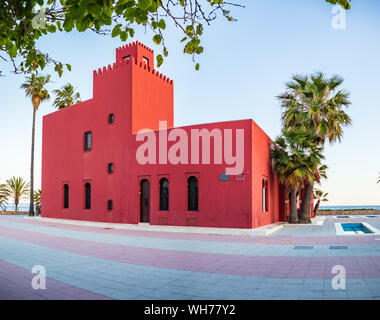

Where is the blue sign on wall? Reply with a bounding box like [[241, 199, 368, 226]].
[[219, 173, 230, 182]]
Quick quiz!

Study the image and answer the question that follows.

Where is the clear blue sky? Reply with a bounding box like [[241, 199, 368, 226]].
[[1, 0, 379, 206]]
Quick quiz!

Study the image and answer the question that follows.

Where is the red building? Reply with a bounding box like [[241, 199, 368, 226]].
[[41, 41, 295, 229]]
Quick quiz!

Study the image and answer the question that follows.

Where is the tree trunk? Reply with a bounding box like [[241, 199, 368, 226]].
[[289, 187, 298, 224], [28, 106, 36, 217], [314, 199, 321, 214], [299, 181, 313, 223], [15, 200, 18, 212]]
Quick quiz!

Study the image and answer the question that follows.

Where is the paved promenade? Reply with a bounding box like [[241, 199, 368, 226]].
[[0, 215, 380, 300]]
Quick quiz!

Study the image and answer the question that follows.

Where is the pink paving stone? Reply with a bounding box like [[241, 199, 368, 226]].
[[0, 259, 112, 300], [2, 215, 379, 245], [1, 219, 380, 280]]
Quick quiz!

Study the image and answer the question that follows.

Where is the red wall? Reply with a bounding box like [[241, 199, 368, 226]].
[[41, 42, 285, 229], [126, 120, 253, 228], [42, 42, 173, 224], [251, 120, 283, 228]]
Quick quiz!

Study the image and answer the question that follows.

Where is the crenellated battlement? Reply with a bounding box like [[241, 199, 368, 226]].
[[135, 59, 173, 85], [93, 54, 173, 85], [116, 41, 154, 54], [93, 58, 130, 79], [115, 40, 154, 69]]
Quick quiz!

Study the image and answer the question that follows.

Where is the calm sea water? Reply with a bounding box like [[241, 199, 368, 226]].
[[319, 205, 380, 211], [2, 203, 29, 211]]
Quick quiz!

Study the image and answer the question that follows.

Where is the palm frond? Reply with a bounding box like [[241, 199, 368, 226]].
[[1, 177, 30, 211], [278, 72, 352, 147], [53, 83, 81, 109]]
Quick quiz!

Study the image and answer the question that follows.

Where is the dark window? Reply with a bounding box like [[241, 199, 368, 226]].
[[108, 113, 114, 124], [107, 163, 114, 174], [262, 179, 269, 212], [63, 184, 69, 209], [85, 183, 91, 209], [187, 176, 198, 211], [159, 178, 169, 211], [107, 200, 113, 211], [143, 57, 149, 66], [84, 131, 92, 151], [123, 55, 130, 60]]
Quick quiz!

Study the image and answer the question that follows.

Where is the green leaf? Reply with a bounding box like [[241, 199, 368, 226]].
[[112, 24, 122, 37], [158, 19, 166, 30], [55, 63, 63, 77], [148, 1, 160, 13], [196, 24, 203, 36], [48, 24, 57, 33], [56, 20, 63, 31], [153, 34, 162, 45], [326, 0, 351, 9], [138, 0, 153, 11], [63, 18, 75, 32], [6, 40, 17, 58], [156, 54, 163, 67], [120, 31, 128, 42], [195, 63, 200, 71]]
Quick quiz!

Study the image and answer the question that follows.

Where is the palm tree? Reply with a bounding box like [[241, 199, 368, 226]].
[[53, 83, 81, 109], [0, 184, 8, 211], [271, 128, 324, 223], [278, 72, 351, 222], [34, 189, 41, 210], [313, 188, 328, 214], [21, 74, 50, 216], [316, 164, 328, 182], [1, 177, 30, 212]]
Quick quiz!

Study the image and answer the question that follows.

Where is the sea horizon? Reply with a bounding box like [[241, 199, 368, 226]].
[[319, 205, 380, 211], [2, 203, 380, 212]]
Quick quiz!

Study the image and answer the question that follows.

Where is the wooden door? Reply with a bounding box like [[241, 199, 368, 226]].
[[140, 179, 150, 223]]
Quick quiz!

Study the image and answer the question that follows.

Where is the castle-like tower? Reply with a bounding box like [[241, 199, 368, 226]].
[[93, 41, 174, 134], [42, 41, 291, 228]]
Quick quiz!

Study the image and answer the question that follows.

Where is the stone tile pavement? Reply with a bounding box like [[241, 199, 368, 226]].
[[0, 215, 379, 300]]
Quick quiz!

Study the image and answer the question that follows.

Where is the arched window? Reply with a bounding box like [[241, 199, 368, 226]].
[[63, 184, 69, 209], [187, 176, 198, 211], [85, 183, 91, 209], [159, 178, 169, 211]]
